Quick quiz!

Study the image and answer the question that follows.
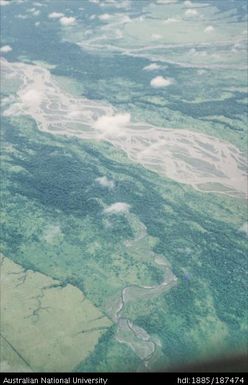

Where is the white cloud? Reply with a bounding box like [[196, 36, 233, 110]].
[[188, 48, 196, 55], [0, 45, 12, 53], [152, 33, 162, 40], [94, 113, 131, 135], [28, 8, 40, 16], [43, 224, 62, 244], [96, 176, 115, 189], [59, 16, 76, 26], [164, 17, 179, 24], [1, 95, 16, 107], [143, 63, 161, 71], [16, 14, 28, 19], [119, 15, 131, 24], [115, 29, 123, 38], [184, 0, 193, 7], [239, 223, 248, 237], [156, 0, 178, 4], [150, 76, 172, 88], [98, 13, 111, 21], [0, 0, 10, 6], [188, 48, 207, 57], [21, 89, 42, 107], [185, 9, 198, 16], [48, 12, 64, 19], [106, 0, 130, 9], [197, 69, 207, 75], [35, 21, 40, 26], [67, 110, 83, 118], [85, 29, 93, 36], [104, 202, 130, 215], [204, 25, 214, 33]]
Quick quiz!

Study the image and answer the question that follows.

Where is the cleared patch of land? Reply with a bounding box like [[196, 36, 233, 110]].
[[0, 255, 112, 372]]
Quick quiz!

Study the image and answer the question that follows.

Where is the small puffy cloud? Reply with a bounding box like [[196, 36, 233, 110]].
[[1, 95, 16, 107], [188, 48, 207, 57], [104, 202, 130, 215], [184, 0, 193, 7], [188, 48, 196, 55], [106, 0, 130, 9], [35, 21, 40, 26], [17, 14, 28, 19], [43, 224, 62, 244], [94, 113, 131, 135], [152, 33, 162, 40], [0, 0, 10, 5], [204, 25, 214, 33], [115, 29, 123, 38], [85, 29, 93, 36], [157, 0, 178, 4], [119, 15, 131, 24], [59, 16, 76, 26], [48, 12, 64, 19], [143, 63, 161, 71], [98, 13, 111, 21], [239, 223, 248, 237], [28, 8, 40, 16], [150, 76, 172, 88], [185, 9, 198, 16], [96, 176, 115, 189], [21, 89, 42, 106], [0, 45, 12, 53], [197, 69, 207, 75], [67, 110, 83, 118], [164, 17, 179, 24]]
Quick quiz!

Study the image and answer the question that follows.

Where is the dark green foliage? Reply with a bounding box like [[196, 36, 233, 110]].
[[75, 326, 141, 372], [1, 117, 247, 371]]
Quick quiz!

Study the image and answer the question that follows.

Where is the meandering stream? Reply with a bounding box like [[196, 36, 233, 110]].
[[106, 214, 177, 369]]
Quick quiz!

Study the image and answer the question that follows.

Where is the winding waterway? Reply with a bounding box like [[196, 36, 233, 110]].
[[106, 214, 177, 369]]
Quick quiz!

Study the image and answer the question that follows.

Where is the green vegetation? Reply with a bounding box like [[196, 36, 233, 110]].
[[1, 256, 112, 372], [75, 326, 141, 372], [1, 115, 247, 370]]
